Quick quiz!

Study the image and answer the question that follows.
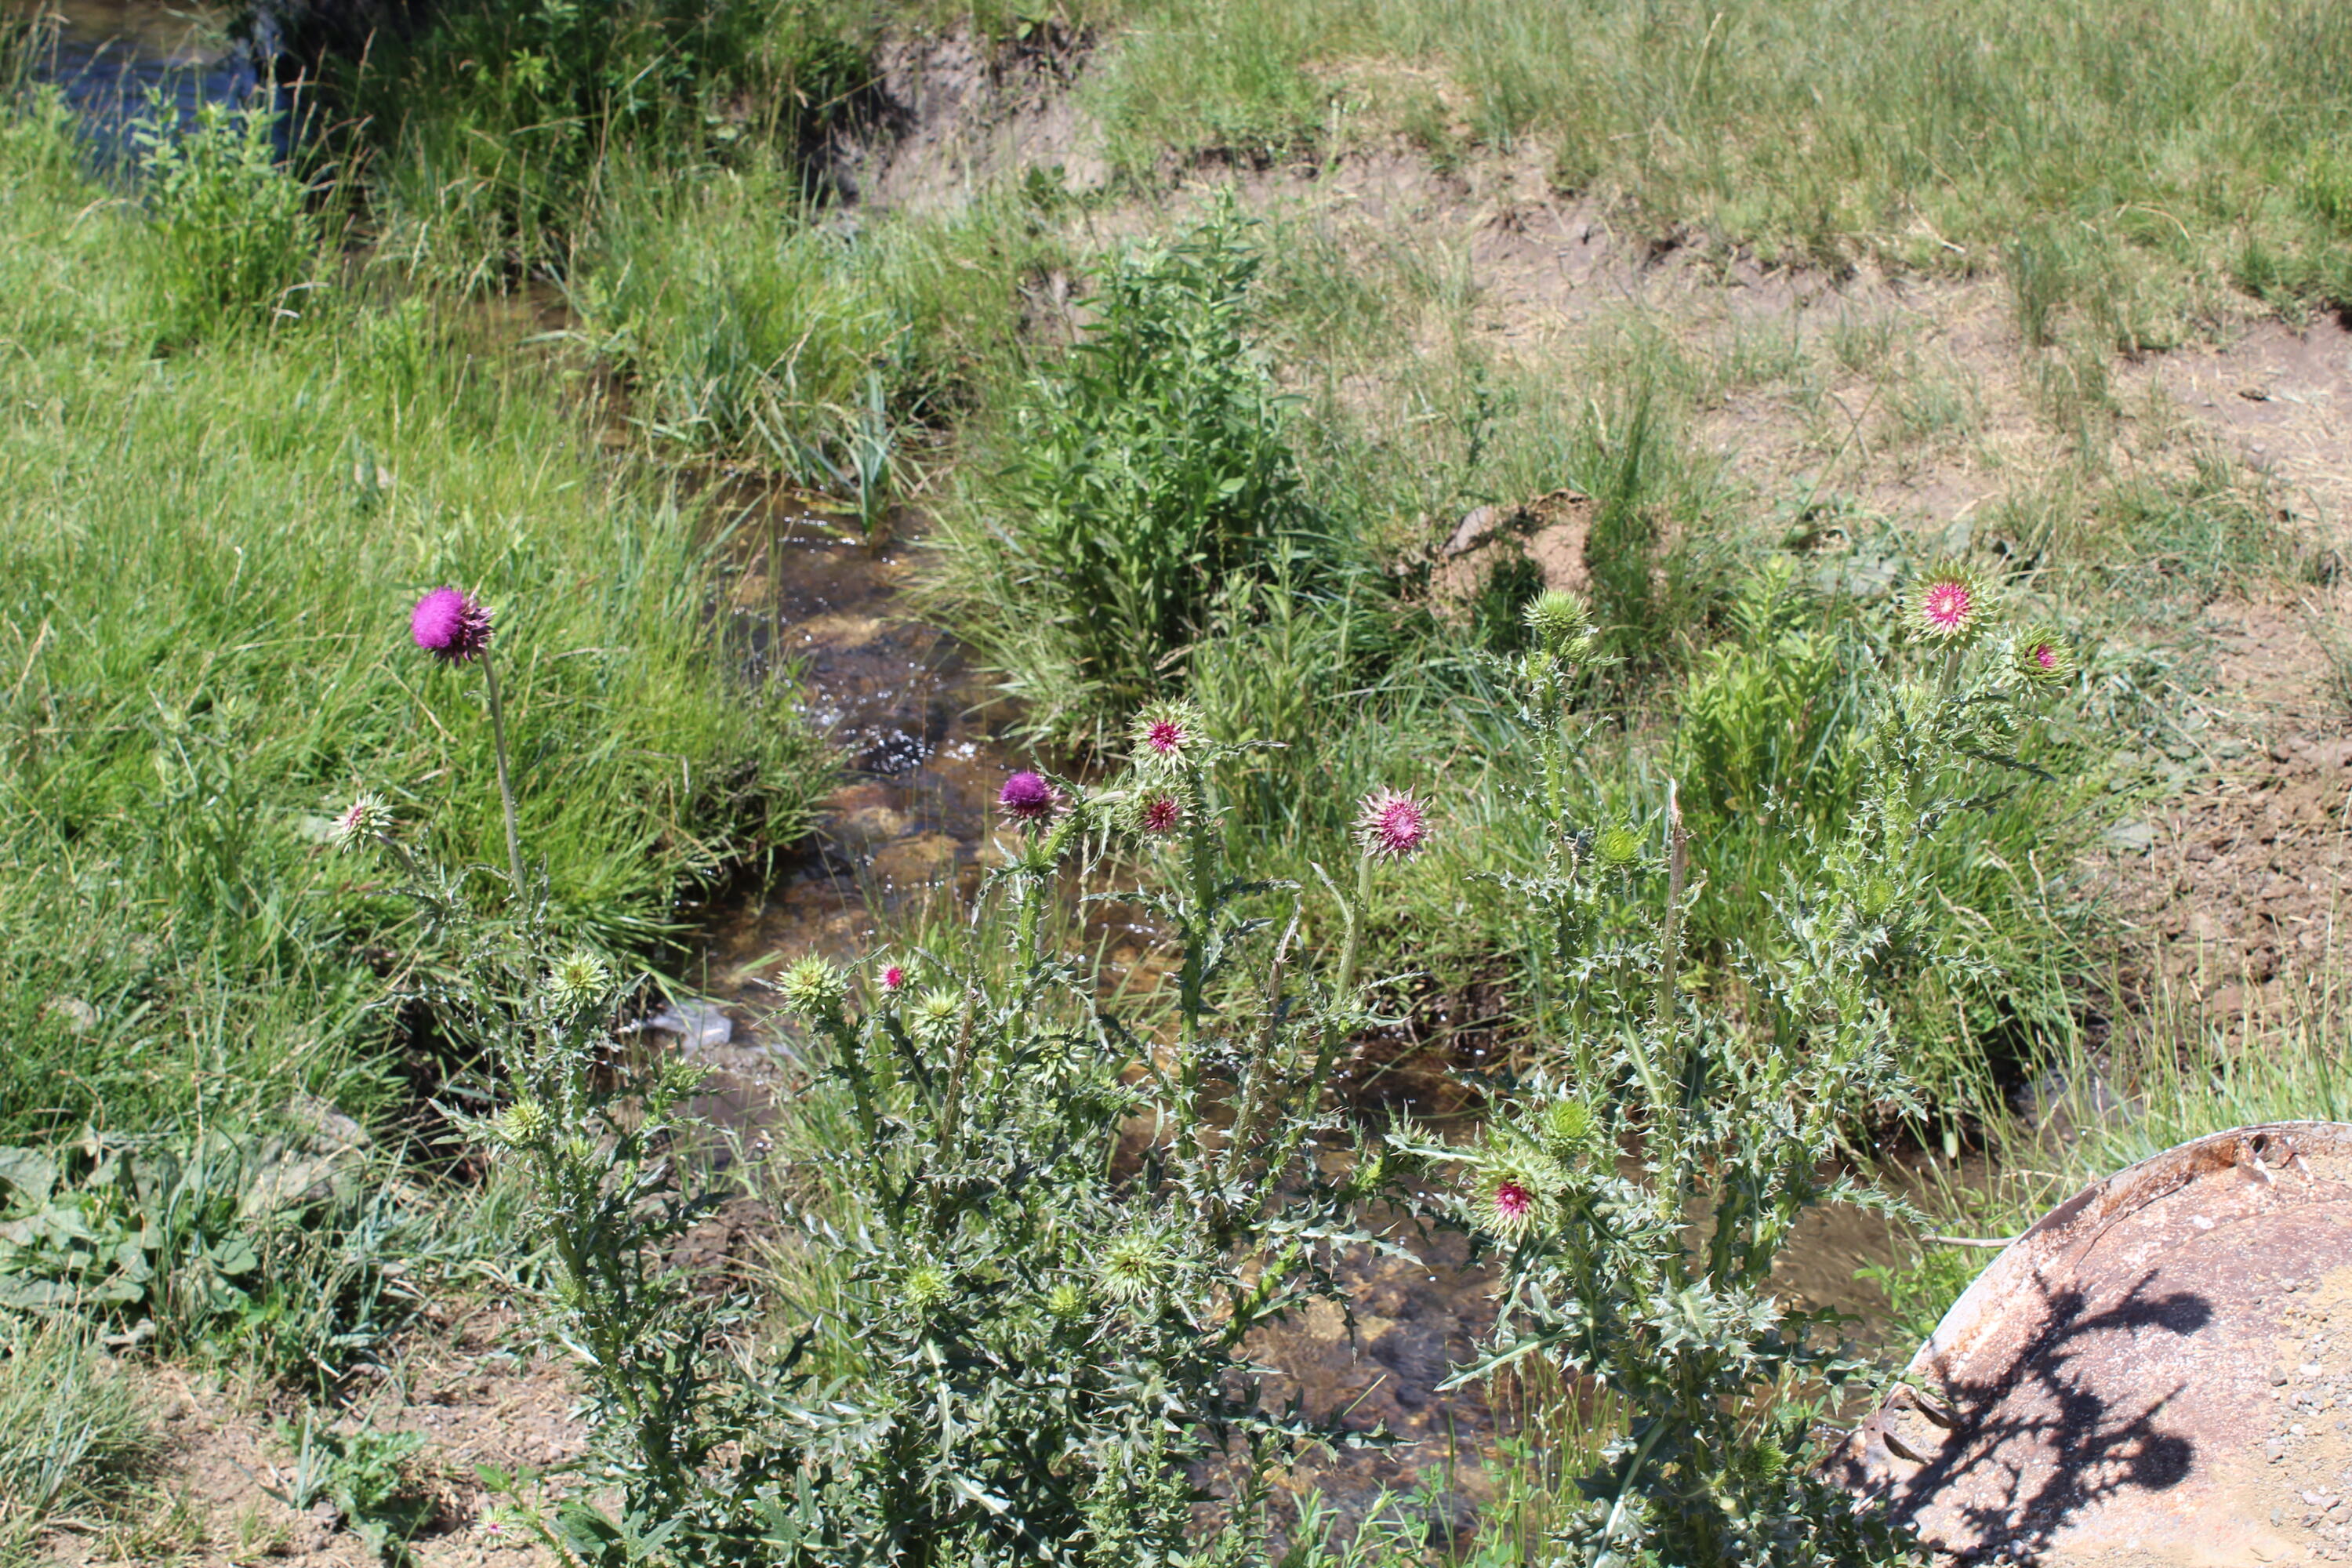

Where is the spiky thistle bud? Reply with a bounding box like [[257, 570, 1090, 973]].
[[492, 1100, 550, 1150], [1122, 789, 1185, 838], [2012, 623, 2077, 688], [902, 1264, 948, 1314], [909, 987, 961, 1044], [1129, 699, 1210, 772], [1595, 822, 1646, 868], [1523, 588, 1595, 655], [1542, 1098, 1595, 1154], [546, 951, 612, 1013], [777, 955, 845, 1017], [329, 792, 394, 853], [1098, 1229, 1166, 1305], [1046, 1281, 1089, 1322]]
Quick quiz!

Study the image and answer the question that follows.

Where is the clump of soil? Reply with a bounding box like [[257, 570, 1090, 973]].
[[2105, 598, 2351, 1029]]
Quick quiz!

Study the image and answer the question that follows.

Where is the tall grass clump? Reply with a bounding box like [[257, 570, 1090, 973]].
[[0, 1319, 158, 1553], [0, 90, 823, 1136], [935, 196, 1361, 743], [570, 170, 1058, 523]]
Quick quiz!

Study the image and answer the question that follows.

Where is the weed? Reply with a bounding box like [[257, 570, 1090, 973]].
[[134, 92, 322, 340], [267, 1414, 438, 1566], [941, 194, 1334, 740]]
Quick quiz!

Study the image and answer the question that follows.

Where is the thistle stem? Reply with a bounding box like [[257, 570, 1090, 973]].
[[479, 650, 528, 905], [1332, 853, 1372, 1002], [1657, 779, 1687, 1065]]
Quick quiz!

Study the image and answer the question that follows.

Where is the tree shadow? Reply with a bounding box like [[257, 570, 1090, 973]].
[[1841, 1269, 2207, 1561]]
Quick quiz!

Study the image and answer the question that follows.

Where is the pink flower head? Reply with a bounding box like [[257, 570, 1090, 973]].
[[882, 964, 906, 993], [1353, 787, 1432, 860], [1139, 794, 1182, 836], [411, 587, 493, 663], [1494, 1180, 1533, 1221], [1904, 560, 1992, 646], [1129, 699, 1208, 772], [999, 771, 1058, 824]]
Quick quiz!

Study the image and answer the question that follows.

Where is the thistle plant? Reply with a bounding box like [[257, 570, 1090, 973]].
[[339, 593, 745, 1562], [1407, 585, 2074, 1567], [347, 586, 1428, 1564], [752, 707, 1425, 1563]]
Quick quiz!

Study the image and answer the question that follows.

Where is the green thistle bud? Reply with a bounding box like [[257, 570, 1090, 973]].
[[1595, 822, 1645, 868], [1046, 1281, 1088, 1321], [777, 954, 845, 1017], [492, 1100, 550, 1150], [909, 987, 961, 1044], [902, 1264, 948, 1314], [559, 1134, 596, 1170], [546, 950, 612, 1013], [2012, 623, 2078, 688], [1856, 871, 1899, 921], [1098, 1229, 1165, 1305], [1523, 589, 1595, 654], [1542, 1098, 1594, 1152]]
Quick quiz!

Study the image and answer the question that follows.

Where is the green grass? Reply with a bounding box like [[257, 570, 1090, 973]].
[[0, 90, 825, 1138], [1083, 0, 2352, 325], [0, 1318, 158, 1554]]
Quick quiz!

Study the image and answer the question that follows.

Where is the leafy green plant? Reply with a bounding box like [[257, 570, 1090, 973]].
[[0, 1127, 431, 1388], [135, 94, 321, 338], [949, 195, 1326, 740]]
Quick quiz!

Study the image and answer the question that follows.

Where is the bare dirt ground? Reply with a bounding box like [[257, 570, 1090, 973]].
[[57, 31, 2352, 1564]]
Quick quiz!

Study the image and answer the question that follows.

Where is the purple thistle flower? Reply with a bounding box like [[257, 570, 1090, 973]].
[[1494, 1180, 1533, 1221], [882, 964, 907, 993], [999, 771, 1058, 824], [1139, 794, 1182, 836], [411, 587, 493, 663], [1353, 787, 1432, 860]]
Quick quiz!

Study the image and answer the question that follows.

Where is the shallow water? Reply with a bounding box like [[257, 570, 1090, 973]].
[[6, 0, 256, 145]]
